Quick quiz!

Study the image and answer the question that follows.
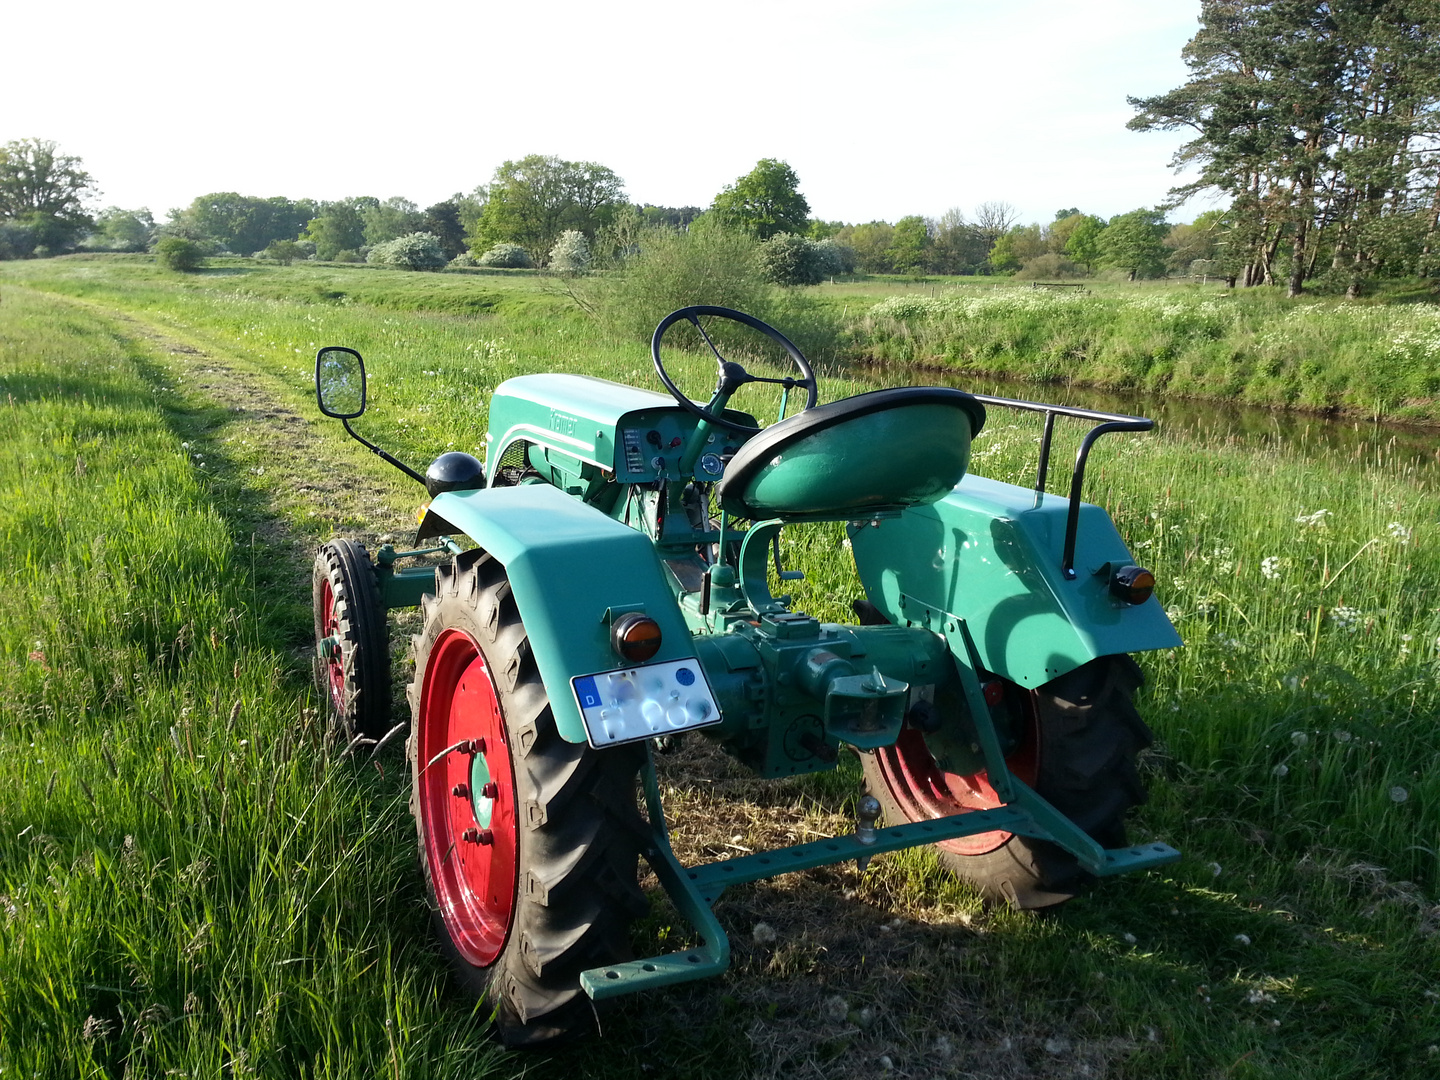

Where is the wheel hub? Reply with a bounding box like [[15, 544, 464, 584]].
[[417, 629, 518, 967]]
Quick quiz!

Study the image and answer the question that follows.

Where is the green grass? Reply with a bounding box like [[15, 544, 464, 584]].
[[0, 289, 503, 1077], [850, 281, 1440, 423], [1, 257, 1438, 1077]]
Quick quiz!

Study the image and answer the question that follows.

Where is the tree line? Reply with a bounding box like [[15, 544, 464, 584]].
[[0, 140, 1225, 284]]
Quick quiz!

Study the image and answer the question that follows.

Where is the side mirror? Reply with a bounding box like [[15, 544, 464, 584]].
[[315, 346, 366, 419]]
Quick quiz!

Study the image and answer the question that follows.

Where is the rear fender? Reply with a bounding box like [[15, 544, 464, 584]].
[[849, 474, 1180, 688], [425, 483, 691, 743]]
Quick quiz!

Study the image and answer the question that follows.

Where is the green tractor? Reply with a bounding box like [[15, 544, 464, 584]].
[[310, 306, 1180, 1045]]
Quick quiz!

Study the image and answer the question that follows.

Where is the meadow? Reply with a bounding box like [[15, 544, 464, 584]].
[[0, 256, 1437, 1078]]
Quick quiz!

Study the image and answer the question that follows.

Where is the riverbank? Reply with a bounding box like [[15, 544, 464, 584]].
[[840, 282, 1440, 425]]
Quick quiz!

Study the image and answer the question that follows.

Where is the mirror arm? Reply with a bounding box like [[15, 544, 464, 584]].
[[341, 418, 428, 487]]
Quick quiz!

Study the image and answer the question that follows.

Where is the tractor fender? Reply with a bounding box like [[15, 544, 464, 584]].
[[425, 483, 693, 744], [849, 474, 1180, 689]]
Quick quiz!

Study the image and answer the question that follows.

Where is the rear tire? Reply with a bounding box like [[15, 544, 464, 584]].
[[312, 539, 392, 741], [861, 655, 1150, 909], [407, 549, 647, 1046]]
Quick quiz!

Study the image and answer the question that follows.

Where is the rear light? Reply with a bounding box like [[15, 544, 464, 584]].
[[611, 612, 662, 662], [1109, 565, 1156, 605]]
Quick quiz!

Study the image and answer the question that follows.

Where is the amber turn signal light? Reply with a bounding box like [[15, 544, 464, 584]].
[[611, 612, 662, 662], [1109, 565, 1156, 605]]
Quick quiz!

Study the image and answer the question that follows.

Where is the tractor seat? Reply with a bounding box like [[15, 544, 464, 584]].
[[718, 386, 986, 521]]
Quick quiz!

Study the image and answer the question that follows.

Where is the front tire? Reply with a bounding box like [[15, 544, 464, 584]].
[[407, 549, 647, 1046], [861, 655, 1150, 909], [312, 539, 391, 741]]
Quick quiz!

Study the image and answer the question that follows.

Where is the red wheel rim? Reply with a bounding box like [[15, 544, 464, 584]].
[[872, 685, 1040, 855], [415, 628, 518, 966], [319, 578, 346, 715]]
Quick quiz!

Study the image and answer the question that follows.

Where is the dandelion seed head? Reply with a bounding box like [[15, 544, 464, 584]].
[[1209, 862, 1223, 877], [1290, 731, 1309, 747], [1234, 933, 1251, 945], [1389, 786, 1409, 803], [1272, 764, 1289, 778]]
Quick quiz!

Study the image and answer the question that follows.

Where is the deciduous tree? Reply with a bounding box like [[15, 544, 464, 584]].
[[0, 138, 98, 252], [710, 159, 811, 240], [1096, 208, 1169, 278], [469, 155, 625, 266]]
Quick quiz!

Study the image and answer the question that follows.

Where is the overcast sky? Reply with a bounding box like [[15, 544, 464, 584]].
[[5, 0, 1211, 226]]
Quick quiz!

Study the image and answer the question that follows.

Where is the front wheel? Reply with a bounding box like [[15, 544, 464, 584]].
[[861, 655, 1151, 909], [407, 549, 647, 1046], [312, 538, 391, 740]]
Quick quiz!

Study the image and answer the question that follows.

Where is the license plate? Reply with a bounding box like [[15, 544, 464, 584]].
[[571, 658, 721, 747]]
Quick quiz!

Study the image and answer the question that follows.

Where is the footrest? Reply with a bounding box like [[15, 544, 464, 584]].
[[580, 945, 724, 1000], [1092, 841, 1180, 875]]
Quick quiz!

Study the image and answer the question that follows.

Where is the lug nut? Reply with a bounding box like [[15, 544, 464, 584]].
[[460, 828, 494, 846], [481, 782, 499, 799], [452, 783, 469, 798], [455, 738, 487, 756]]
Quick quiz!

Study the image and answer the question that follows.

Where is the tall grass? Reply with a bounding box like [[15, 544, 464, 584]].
[[855, 284, 1440, 422], [0, 290, 503, 1077]]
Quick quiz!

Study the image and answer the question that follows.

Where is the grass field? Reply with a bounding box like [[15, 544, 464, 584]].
[[0, 257, 1437, 1078]]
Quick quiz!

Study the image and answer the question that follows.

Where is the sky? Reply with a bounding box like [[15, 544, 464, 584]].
[[4, 0, 1212, 227]]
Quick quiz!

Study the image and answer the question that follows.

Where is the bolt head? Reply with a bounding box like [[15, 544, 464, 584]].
[[461, 827, 480, 843], [481, 781, 499, 799], [452, 784, 469, 799]]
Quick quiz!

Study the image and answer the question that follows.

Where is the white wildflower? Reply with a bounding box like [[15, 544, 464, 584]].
[[1329, 606, 1361, 632], [1294, 508, 1332, 528], [1260, 556, 1282, 580], [1387, 522, 1412, 544]]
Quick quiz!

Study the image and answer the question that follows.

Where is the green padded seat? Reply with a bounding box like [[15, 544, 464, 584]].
[[718, 386, 986, 521]]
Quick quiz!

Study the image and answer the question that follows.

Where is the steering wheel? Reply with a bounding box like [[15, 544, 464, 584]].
[[651, 306, 817, 432]]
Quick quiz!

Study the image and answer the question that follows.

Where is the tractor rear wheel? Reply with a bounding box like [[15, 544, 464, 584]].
[[407, 549, 647, 1046], [312, 539, 391, 741], [860, 655, 1150, 909]]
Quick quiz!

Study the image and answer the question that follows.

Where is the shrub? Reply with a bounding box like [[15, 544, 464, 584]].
[[477, 242, 533, 268], [366, 232, 447, 271], [579, 224, 772, 342], [1014, 253, 1084, 280], [448, 252, 478, 268], [154, 236, 204, 272], [334, 249, 362, 263], [260, 239, 304, 265], [0, 220, 37, 260], [548, 230, 591, 273], [759, 232, 823, 286], [812, 238, 856, 277]]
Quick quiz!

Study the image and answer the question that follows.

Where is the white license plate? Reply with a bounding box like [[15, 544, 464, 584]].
[[571, 658, 721, 747]]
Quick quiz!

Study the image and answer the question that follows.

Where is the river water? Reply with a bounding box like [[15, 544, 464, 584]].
[[857, 364, 1440, 476]]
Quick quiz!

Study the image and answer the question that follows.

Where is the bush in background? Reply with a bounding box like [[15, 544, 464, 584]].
[[812, 238, 857, 277], [759, 232, 823, 285], [548, 230, 591, 273], [1015, 253, 1084, 280], [366, 232, 447, 271], [448, 252, 478, 268], [476, 242, 533, 268], [154, 236, 204, 272]]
